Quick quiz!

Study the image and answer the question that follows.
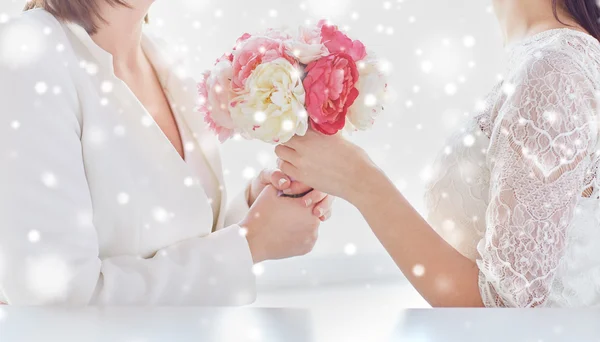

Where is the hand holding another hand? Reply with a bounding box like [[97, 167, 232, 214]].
[[240, 185, 322, 264]]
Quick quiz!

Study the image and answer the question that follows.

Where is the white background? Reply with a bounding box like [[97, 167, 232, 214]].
[[1, 0, 506, 306]]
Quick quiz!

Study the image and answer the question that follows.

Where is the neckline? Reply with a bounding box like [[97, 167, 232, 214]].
[[506, 27, 598, 52]]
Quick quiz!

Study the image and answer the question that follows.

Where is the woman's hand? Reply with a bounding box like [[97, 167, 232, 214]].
[[241, 185, 322, 263], [248, 168, 334, 221], [274, 130, 378, 202]]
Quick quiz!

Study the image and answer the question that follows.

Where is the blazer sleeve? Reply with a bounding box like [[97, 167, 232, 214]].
[[0, 15, 255, 306]]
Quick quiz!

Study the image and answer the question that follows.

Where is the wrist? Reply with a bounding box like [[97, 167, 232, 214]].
[[239, 219, 266, 264], [347, 161, 394, 211]]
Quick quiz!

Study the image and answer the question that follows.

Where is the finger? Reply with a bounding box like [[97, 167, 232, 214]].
[[264, 169, 291, 191], [274, 145, 299, 165], [320, 210, 332, 222], [282, 135, 301, 150], [302, 190, 328, 208], [277, 158, 300, 180], [282, 181, 312, 195], [313, 195, 336, 217]]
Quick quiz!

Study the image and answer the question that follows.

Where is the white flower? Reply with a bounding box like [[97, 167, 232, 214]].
[[346, 56, 388, 131], [230, 58, 308, 144], [287, 24, 329, 65]]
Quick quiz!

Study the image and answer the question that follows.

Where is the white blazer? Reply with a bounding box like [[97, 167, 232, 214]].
[[0, 9, 255, 305]]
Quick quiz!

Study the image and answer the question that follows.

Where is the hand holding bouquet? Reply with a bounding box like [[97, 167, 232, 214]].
[[197, 20, 388, 197]]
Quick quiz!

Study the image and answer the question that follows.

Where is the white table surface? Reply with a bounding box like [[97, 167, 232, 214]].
[[0, 307, 598, 342]]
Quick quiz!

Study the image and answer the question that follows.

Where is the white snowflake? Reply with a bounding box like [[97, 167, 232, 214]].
[[85, 62, 98, 75], [117, 192, 130, 205], [463, 134, 475, 147], [253, 111, 266, 123], [27, 255, 71, 302], [101, 81, 114, 93], [0, 22, 45, 68], [281, 119, 294, 132], [35, 81, 48, 94], [252, 264, 265, 276], [28, 230, 41, 243], [242, 167, 256, 180], [421, 60, 433, 73], [344, 243, 357, 255], [184, 141, 195, 152], [445, 83, 458, 95], [153, 207, 170, 223], [141, 115, 154, 127], [184, 177, 195, 187], [463, 35, 476, 48], [364, 94, 378, 107], [41, 172, 58, 188], [412, 264, 425, 277]]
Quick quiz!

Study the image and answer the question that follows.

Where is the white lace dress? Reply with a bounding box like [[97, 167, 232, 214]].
[[424, 29, 600, 307]]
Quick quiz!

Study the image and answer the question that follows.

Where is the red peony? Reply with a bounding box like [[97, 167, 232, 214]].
[[303, 53, 360, 135]]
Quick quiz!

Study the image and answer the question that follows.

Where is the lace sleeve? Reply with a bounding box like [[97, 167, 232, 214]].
[[477, 54, 599, 307]]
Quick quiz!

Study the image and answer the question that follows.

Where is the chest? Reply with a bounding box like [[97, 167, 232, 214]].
[[67, 46, 218, 259], [116, 64, 185, 159]]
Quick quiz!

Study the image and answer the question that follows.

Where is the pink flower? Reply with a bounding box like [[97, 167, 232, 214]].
[[216, 52, 233, 64], [235, 33, 253, 48], [319, 20, 367, 62], [197, 60, 236, 142], [264, 28, 293, 41], [231, 36, 296, 92], [215, 34, 252, 65], [288, 23, 330, 64], [303, 53, 360, 135]]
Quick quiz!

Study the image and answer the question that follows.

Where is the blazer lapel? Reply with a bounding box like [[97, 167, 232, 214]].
[[141, 34, 224, 180], [142, 33, 229, 229]]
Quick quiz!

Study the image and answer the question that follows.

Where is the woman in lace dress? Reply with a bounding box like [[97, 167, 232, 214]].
[[275, 0, 600, 307]]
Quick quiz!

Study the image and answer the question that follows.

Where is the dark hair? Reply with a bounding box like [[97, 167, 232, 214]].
[[553, 0, 600, 40], [24, 0, 148, 35]]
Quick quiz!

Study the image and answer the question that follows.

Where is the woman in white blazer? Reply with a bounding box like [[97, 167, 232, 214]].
[[0, 0, 334, 305]]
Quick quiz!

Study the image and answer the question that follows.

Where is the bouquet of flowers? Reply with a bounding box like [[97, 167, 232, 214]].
[[197, 20, 388, 145]]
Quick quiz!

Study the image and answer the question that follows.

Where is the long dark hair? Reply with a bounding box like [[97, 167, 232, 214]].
[[553, 0, 600, 40]]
